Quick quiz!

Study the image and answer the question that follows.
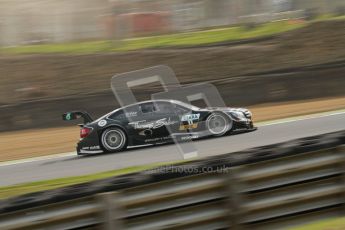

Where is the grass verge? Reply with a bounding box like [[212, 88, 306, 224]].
[[0, 20, 304, 54], [289, 217, 345, 230], [314, 14, 345, 22], [0, 161, 177, 200]]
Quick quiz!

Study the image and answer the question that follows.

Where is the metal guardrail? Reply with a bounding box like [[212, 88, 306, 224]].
[[0, 131, 345, 229]]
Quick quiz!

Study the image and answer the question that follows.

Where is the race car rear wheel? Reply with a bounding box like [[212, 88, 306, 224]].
[[206, 112, 232, 137], [101, 127, 127, 152]]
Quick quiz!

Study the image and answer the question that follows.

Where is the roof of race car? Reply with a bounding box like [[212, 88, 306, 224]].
[[94, 99, 199, 122]]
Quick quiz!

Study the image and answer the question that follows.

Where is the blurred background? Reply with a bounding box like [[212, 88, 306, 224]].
[[0, 0, 344, 45], [0, 0, 344, 161], [1, 2, 345, 229]]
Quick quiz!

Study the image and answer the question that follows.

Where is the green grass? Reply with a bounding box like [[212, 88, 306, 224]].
[[313, 14, 345, 22], [0, 20, 305, 54], [0, 161, 178, 199], [289, 217, 345, 230]]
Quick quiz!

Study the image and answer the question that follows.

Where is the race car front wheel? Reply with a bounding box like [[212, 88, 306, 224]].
[[206, 112, 232, 137], [101, 127, 127, 152]]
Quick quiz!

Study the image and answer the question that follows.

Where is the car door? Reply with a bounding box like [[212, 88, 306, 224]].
[[136, 102, 180, 143], [152, 101, 181, 137]]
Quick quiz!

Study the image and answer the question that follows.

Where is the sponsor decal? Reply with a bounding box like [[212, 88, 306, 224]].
[[181, 135, 199, 140], [180, 113, 200, 130], [125, 112, 138, 118], [82, 145, 101, 150], [145, 136, 172, 143], [181, 114, 200, 124], [179, 124, 198, 130], [98, 120, 107, 127], [129, 118, 177, 130]]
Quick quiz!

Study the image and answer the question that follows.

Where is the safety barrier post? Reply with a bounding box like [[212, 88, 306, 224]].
[[97, 192, 125, 230], [337, 145, 345, 214], [224, 168, 245, 230]]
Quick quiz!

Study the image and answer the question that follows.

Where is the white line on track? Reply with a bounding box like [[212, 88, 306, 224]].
[[0, 109, 344, 167], [257, 109, 345, 127], [0, 152, 76, 167]]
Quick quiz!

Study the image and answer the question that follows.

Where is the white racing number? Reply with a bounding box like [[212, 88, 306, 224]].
[[98, 120, 107, 127]]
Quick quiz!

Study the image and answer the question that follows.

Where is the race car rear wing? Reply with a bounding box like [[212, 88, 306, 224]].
[[62, 111, 93, 124]]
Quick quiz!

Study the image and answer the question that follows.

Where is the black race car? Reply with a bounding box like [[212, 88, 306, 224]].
[[63, 100, 256, 155]]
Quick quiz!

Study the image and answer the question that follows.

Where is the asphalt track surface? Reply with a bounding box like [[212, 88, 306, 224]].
[[0, 112, 344, 187]]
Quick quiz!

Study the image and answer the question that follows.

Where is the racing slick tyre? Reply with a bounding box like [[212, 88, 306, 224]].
[[206, 112, 232, 137], [101, 127, 127, 152]]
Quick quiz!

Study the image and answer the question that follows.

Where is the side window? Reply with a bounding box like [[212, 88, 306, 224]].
[[109, 105, 140, 120], [154, 102, 175, 114], [109, 110, 125, 120], [175, 105, 189, 114], [140, 103, 157, 114]]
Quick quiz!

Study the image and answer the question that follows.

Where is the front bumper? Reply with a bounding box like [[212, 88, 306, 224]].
[[233, 118, 254, 129]]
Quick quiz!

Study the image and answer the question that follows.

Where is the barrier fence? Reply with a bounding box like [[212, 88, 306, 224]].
[[0, 130, 345, 229]]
